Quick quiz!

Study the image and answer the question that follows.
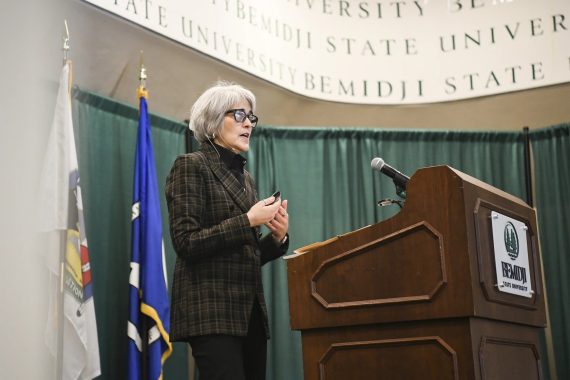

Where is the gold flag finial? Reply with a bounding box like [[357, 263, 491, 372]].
[[138, 50, 148, 99]]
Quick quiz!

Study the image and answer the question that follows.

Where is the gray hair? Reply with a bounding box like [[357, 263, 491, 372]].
[[189, 81, 256, 143]]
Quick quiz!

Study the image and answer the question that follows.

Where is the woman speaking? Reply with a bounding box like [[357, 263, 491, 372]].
[[165, 81, 290, 380]]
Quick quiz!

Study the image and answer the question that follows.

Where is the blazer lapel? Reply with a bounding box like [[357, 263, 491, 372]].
[[201, 143, 253, 213]]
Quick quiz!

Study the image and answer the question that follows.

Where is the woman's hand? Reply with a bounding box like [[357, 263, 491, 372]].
[[247, 195, 281, 227], [266, 199, 288, 243]]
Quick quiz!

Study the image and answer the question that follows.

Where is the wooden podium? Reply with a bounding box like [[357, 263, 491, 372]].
[[286, 166, 546, 380]]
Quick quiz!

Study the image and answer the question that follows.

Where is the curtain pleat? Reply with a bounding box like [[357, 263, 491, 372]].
[[531, 123, 570, 380]]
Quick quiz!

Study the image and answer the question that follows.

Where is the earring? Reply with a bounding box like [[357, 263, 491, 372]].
[[212, 133, 216, 139]]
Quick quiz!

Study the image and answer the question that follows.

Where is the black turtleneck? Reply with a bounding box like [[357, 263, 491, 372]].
[[214, 143, 247, 187]]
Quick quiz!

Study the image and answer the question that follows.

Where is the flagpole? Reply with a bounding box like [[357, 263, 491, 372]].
[[54, 20, 71, 380], [129, 52, 172, 380], [138, 52, 150, 380], [56, 242, 65, 380]]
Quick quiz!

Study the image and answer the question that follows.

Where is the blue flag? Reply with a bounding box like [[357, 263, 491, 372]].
[[128, 89, 172, 380]]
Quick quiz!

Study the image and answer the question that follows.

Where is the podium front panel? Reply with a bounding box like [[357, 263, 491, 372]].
[[300, 318, 542, 380]]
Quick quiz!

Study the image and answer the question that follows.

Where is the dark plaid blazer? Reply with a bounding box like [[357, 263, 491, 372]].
[[165, 142, 288, 341]]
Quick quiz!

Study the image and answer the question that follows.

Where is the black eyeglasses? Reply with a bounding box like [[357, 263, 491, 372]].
[[225, 109, 258, 127]]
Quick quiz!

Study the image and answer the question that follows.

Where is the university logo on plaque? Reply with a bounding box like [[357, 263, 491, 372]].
[[491, 212, 533, 298]]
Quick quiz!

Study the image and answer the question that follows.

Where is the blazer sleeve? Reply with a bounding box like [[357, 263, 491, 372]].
[[165, 154, 256, 263], [259, 233, 290, 266]]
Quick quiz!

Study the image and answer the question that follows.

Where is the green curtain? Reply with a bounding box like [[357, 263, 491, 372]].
[[72, 87, 568, 380], [531, 123, 570, 380], [247, 127, 531, 380], [71, 88, 188, 379]]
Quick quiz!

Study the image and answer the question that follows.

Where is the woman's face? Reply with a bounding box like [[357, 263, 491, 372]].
[[214, 99, 255, 154]]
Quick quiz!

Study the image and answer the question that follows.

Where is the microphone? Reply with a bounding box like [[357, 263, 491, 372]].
[[371, 157, 410, 192]]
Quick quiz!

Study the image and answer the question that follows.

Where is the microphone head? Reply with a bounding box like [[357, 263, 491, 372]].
[[371, 157, 385, 171]]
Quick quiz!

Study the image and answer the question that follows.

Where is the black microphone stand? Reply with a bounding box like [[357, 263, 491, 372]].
[[394, 182, 407, 199]]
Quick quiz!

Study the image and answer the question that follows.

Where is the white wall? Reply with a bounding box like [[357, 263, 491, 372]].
[[0, 1, 66, 378]]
